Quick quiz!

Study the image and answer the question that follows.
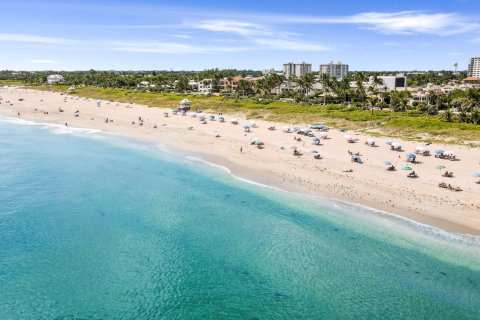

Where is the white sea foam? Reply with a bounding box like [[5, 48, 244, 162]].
[[185, 156, 232, 174], [0, 115, 102, 136]]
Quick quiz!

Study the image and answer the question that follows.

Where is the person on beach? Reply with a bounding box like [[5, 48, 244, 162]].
[[65, 122, 68, 127], [240, 147, 243, 153]]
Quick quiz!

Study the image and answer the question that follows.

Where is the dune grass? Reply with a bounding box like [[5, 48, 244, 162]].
[[25, 85, 480, 144], [0, 80, 24, 85]]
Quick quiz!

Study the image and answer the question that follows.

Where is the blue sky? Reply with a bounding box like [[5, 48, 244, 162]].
[[0, 0, 479, 71]]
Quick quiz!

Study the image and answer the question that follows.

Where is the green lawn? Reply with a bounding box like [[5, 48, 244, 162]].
[[25, 85, 480, 144]]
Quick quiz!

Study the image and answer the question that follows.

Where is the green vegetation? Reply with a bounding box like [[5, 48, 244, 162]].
[[26, 84, 480, 143], [0, 80, 24, 85]]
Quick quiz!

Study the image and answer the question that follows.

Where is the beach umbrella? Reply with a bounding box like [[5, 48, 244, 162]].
[[250, 121, 257, 127], [293, 126, 301, 132], [309, 150, 319, 154], [406, 153, 416, 159], [312, 137, 320, 142], [444, 151, 454, 156], [367, 138, 375, 144], [470, 172, 480, 177], [385, 141, 393, 145], [402, 166, 413, 170], [243, 124, 250, 129], [209, 115, 215, 120], [435, 149, 444, 155], [382, 160, 392, 165], [283, 126, 291, 132], [344, 134, 352, 139], [435, 165, 446, 170], [219, 116, 225, 122]]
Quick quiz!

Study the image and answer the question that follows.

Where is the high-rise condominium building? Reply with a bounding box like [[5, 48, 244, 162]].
[[319, 61, 349, 80], [283, 62, 312, 78], [467, 57, 480, 78]]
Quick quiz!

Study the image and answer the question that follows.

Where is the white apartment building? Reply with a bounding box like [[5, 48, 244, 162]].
[[198, 79, 213, 93], [47, 74, 64, 84], [377, 75, 407, 91], [283, 62, 312, 78], [467, 57, 480, 78], [320, 61, 349, 79]]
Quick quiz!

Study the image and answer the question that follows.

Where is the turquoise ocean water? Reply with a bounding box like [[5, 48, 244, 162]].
[[0, 116, 479, 319]]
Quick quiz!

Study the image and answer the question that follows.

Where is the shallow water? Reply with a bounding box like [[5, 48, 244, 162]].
[[0, 117, 479, 319]]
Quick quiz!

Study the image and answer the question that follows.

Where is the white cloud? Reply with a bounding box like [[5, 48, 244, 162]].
[[253, 38, 329, 51], [192, 20, 327, 51], [0, 33, 80, 45], [30, 59, 55, 64], [274, 11, 479, 36], [195, 20, 270, 36], [110, 40, 247, 54]]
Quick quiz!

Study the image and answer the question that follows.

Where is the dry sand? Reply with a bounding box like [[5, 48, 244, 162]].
[[1, 86, 480, 235]]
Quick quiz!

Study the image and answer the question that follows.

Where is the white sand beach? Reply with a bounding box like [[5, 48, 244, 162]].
[[1, 86, 480, 235]]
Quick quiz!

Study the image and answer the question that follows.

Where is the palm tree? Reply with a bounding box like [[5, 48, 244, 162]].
[[354, 72, 367, 103], [299, 73, 315, 98], [336, 77, 350, 103], [368, 96, 379, 115], [319, 73, 332, 105], [237, 79, 251, 97]]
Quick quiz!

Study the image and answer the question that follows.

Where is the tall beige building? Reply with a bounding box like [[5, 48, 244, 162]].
[[467, 57, 480, 78], [320, 61, 349, 79], [283, 62, 312, 78]]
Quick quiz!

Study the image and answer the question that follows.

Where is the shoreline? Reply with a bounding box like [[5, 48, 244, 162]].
[[1, 86, 480, 236]]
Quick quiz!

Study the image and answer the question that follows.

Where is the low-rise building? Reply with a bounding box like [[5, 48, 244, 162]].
[[47, 74, 64, 84], [378, 75, 407, 91]]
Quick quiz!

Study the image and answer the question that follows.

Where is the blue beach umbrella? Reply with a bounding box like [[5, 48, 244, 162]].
[[385, 141, 393, 145], [309, 150, 319, 154], [209, 115, 215, 120], [435, 149, 444, 155], [406, 153, 416, 159], [402, 166, 413, 170], [382, 160, 392, 165], [470, 172, 480, 177]]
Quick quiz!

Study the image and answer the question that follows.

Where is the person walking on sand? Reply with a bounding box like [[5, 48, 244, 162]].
[[240, 147, 243, 153]]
